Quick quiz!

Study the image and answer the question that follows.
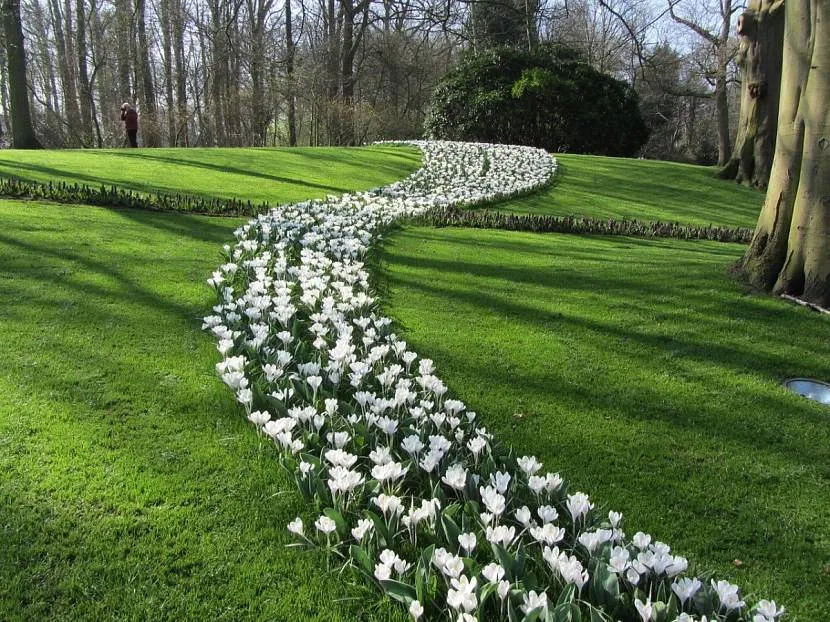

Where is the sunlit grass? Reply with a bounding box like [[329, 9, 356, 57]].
[[484, 154, 764, 229], [0, 145, 421, 204], [378, 227, 830, 620]]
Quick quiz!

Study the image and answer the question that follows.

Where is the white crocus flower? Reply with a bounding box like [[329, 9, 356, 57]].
[[442, 463, 468, 491], [754, 600, 785, 619], [635, 597, 653, 622], [671, 577, 701, 606], [287, 517, 303, 536], [315, 515, 337, 535], [481, 562, 505, 584], [457, 532, 477, 555], [517, 455, 543, 476], [522, 591, 548, 618]]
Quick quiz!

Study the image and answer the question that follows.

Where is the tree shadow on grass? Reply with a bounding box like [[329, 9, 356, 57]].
[[108, 151, 351, 194]]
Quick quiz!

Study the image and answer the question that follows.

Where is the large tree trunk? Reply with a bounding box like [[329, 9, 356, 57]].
[[161, 0, 175, 145], [740, 0, 830, 308], [114, 0, 132, 102], [1, 0, 41, 147], [136, 0, 157, 145], [173, 0, 187, 145], [718, 0, 785, 188], [76, 0, 94, 145], [48, 0, 81, 139], [285, 0, 296, 146]]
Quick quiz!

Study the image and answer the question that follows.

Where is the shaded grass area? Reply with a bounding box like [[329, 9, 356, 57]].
[[0, 145, 421, 205], [378, 227, 830, 620], [485, 154, 764, 229], [0, 202, 405, 621]]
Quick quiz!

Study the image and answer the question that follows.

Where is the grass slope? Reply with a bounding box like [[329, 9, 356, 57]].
[[379, 227, 830, 620], [0, 154, 414, 621], [485, 154, 764, 229], [0, 145, 421, 204]]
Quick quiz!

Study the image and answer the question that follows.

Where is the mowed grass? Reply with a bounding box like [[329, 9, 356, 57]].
[[0, 162, 413, 618], [484, 154, 764, 229], [378, 227, 830, 620], [0, 145, 421, 204]]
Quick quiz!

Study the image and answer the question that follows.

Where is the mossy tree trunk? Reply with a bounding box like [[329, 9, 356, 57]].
[[718, 0, 785, 188], [741, 0, 830, 307]]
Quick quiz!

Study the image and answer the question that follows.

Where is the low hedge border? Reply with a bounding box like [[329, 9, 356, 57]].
[[0, 177, 269, 216], [411, 206, 753, 244]]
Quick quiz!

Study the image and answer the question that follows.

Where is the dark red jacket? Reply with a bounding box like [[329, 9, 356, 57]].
[[121, 108, 138, 131]]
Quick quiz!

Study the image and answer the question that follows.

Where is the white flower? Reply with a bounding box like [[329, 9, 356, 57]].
[[527, 475, 546, 495], [537, 505, 558, 523], [490, 471, 511, 493], [248, 410, 271, 426], [442, 463, 468, 491], [287, 517, 303, 536], [325, 448, 358, 468], [351, 518, 374, 542], [608, 546, 630, 573], [481, 562, 505, 584], [497, 580, 510, 600], [712, 579, 745, 611], [466, 436, 487, 456], [479, 485, 506, 516], [371, 461, 408, 484], [754, 600, 785, 619], [485, 524, 515, 547], [401, 434, 424, 455], [442, 554, 465, 579], [517, 455, 542, 476], [530, 523, 565, 546], [458, 532, 477, 555], [315, 515, 337, 535], [522, 590, 548, 617], [515, 506, 533, 527], [632, 531, 652, 549], [409, 600, 424, 620], [671, 577, 701, 605], [373, 493, 403, 517], [447, 575, 477, 612], [374, 562, 391, 581], [566, 492, 594, 523], [635, 597, 653, 622]]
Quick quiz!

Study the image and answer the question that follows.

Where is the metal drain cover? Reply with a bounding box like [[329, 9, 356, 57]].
[[783, 378, 830, 405]]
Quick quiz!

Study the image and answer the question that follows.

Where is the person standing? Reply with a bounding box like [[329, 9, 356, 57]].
[[120, 103, 138, 147]]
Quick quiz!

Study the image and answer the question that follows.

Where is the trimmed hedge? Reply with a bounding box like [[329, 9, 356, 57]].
[[0, 177, 269, 216], [412, 206, 753, 243]]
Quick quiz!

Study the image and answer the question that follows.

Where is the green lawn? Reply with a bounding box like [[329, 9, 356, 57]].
[[484, 154, 764, 229], [2, 146, 826, 620], [0, 145, 421, 204], [0, 169, 412, 619], [378, 227, 830, 620]]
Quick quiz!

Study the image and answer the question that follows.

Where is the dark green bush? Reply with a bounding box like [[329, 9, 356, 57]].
[[424, 46, 650, 156]]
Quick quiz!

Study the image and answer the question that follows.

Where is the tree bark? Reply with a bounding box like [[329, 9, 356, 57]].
[[136, 0, 157, 145], [740, 0, 830, 307], [1, 0, 41, 147], [285, 0, 296, 146], [76, 0, 94, 145], [718, 0, 785, 188], [114, 0, 132, 102], [161, 0, 175, 145], [173, 0, 187, 145]]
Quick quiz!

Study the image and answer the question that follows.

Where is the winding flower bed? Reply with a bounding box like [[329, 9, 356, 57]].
[[203, 141, 783, 622]]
